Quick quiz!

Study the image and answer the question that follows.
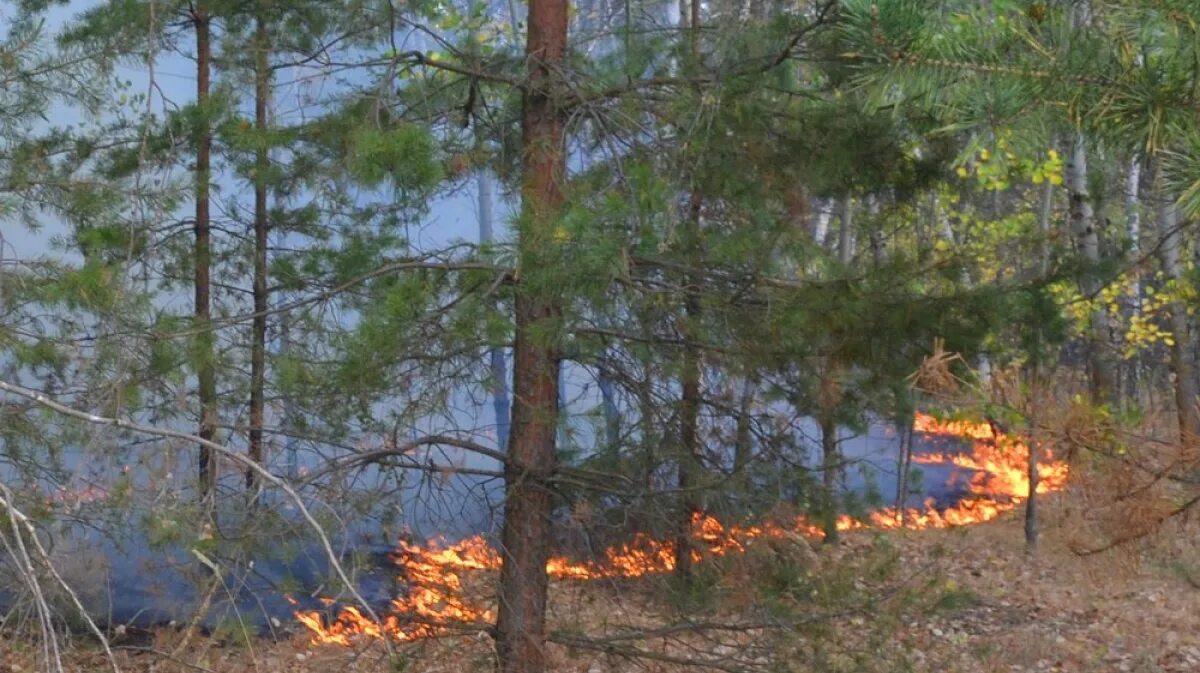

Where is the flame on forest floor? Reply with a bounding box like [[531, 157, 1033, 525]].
[[294, 412, 1068, 645]]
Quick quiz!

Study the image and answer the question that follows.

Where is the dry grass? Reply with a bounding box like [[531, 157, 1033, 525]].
[[5, 500, 1200, 673]]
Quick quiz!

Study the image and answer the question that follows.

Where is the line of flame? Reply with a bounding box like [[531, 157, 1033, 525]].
[[294, 412, 1068, 644]]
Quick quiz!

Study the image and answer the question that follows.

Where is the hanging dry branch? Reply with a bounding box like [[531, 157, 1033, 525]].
[[906, 337, 969, 398], [0, 483, 120, 673]]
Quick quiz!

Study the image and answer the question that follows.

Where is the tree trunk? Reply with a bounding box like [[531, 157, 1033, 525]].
[[1123, 155, 1142, 404], [494, 0, 567, 670], [916, 192, 935, 262], [1152, 159, 1200, 441], [733, 376, 755, 492], [281, 312, 299, 479], [478, 169, 512, 452], [247, 7, 270, 493], [825, 198, 854, 541], [867, 196, 885, 266], [1024, 161, 1055, 551], [193, 5, 217, 504], [673, 0, 705, 584], [891, 383, 915, 523], [939, 196, 993, 383], [1025, 371, 1040, 551], [838, 197, 853, 264], [598, 355, 620, 456], [894, 414, 914, 522], [688, 0, 699, 58], [818, 396, 839, 544], [673, 190, 703, 584], [639, 358, 657, 492], [813, 200, 832, 249], [1066, 133, 1117, 404], [1038, 171, 1054, 277], [1124, 156, 1142, 277], [817, 365, 842, 543]]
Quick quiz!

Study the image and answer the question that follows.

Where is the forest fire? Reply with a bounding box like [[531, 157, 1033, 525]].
[[295, 412, 1069, 645]]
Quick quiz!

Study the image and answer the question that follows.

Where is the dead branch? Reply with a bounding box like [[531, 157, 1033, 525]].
[[0, 483, 120, 673], [0, 378, 399, 660]]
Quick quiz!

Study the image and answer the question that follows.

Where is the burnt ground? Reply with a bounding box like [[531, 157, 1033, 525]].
[[3, 505, 1199, 673]]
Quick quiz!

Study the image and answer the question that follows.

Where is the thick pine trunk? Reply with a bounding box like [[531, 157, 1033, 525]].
[[494, 0, 567, 670], [194, 6, 217, 503], [247, 9, 270, 492]]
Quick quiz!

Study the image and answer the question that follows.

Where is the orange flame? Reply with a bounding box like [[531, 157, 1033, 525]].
[[295, 412, 1068, 644]]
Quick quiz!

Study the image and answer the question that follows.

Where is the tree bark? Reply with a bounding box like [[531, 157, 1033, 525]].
[[1123, 155, 1142, 403], [247, 6, 270, 492], [817, 366, 842, 544], [673, 0, 705, 585], [838, 197, 853, 264], [867, 196, 885, 266], [598, 355, 620, 457], [1066, 133, 1117, 403], [674, 190, 703, 584], [1024, 161, 1055, 552], [1038, 171, 1054, 277], [1152, 159, 1200, 441], [193, 5, 217, 504], [733, 376, 755, 491], [1025, 372, 1040, 551], [818, 394, 839, 544], [894, 414, 913, 522], [813, 200, 832, 249], [494, 0, 567, 670], [824, 197, 853, 542]]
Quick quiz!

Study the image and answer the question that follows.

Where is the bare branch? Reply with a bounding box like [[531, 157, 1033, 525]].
[[0, 378, 399, 660]]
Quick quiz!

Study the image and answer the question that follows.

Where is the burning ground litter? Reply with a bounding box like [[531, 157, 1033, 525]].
[[293, 413, 1070, 645]]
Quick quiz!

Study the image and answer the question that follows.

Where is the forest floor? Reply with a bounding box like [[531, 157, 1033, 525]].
[[3, 508, 1199, 673]]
